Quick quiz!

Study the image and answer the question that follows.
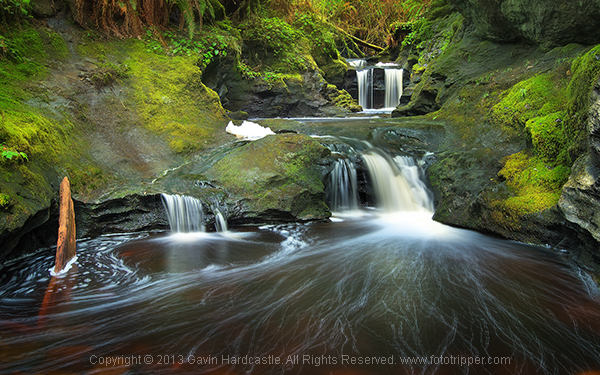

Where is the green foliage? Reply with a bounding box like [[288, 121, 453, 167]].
[[1, 144, 28, 161], [240, 16, 315, 73], [0, 0, 30, 23], [145, 23, 240, 70]]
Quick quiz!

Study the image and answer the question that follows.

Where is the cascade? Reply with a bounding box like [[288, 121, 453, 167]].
[[360, 150, 432, 212], [161, 193, 205, 233], [214, 208, 228, 232], [327, 157, 359, 212], [384, 68, 403, 108], [393, 155, 434, 212], [356, 69, 373, 109]]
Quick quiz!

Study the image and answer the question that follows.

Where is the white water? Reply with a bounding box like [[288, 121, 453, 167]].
[[356, 69, 373, 109], [361, 150, 431, 213], [328, 158, 359, 212], [347, 58, 367, 69], [226, 120, 275, 140], [394, 155, 434, 212], [356, 66, 403, 111], [214, 209, 228, 232], [161, 193, 205, 233], [384, 68, 403, 108]]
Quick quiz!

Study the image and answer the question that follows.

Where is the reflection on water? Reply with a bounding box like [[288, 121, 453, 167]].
[[1, 213, 599, 374]]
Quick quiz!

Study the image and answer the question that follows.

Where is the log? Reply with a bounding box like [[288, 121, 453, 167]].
[[54, 177, 76, 274]]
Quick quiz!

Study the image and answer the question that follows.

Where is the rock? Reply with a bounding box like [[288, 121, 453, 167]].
[[559, 153, 600, 243], [559, 80, 600, 250], [203, 58, 355, 118], [205, 133, 334, 222], [54, 177, 76, 274], [448, 0, 600, 47], [75, 194, 168, 238], [30, 0, 58, 18]]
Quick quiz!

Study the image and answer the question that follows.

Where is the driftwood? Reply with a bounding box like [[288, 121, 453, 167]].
[[54, 177, 76, 274]]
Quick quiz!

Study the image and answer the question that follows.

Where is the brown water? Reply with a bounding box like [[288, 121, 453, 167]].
[[1, 212, 599, 375]]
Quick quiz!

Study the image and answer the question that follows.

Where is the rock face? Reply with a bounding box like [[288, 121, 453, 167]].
[[559, 80, 600, 264], [54, 177, 76, 274], [205, 134, 334, 222], [448, 0, 600, 46], [203, 60, 359, 118]]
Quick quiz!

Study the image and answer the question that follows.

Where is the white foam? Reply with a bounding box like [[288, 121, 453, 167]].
[[226, 121, 275, 140], [49, 255, 78, 277]]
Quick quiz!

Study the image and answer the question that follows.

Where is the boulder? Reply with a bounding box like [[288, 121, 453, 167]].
[[448, 0, 600, 47], [205, 133, 334, 222]]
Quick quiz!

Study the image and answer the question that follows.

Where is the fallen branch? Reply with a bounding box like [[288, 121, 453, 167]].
[[333, 25, 385, 52]]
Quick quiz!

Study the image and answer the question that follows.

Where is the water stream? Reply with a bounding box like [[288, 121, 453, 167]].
[[1, 119, 599, 375]]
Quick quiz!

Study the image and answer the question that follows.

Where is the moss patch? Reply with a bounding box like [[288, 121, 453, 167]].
[[206, 133, 331, 220], [79, 38, 228, 153], [495, 151, 570, 215]]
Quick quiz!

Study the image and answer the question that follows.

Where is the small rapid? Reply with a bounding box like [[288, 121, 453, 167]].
[[1, 121, 599, 375]]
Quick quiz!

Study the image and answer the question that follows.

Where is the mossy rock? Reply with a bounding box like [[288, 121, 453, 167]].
[[205, 133, 333, 221]]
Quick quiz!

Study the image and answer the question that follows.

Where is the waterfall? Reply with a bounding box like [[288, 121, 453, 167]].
[[327, 158, 359, 212], [394, 155, 434, 212], [356, 69, 373, 109], [161, 193, 205, 233], [384, 68, 403, 108], [361, 151, 432, 213], [214, 209, 228, 232]]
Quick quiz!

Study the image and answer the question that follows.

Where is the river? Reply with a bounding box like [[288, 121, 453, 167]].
[[0, 117, 599, 375]]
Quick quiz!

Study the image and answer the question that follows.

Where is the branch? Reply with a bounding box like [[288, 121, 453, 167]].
[[332, 25, 385, 52]]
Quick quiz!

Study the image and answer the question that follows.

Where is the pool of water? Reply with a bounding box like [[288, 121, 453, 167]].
[[1, 212, 599, 374]]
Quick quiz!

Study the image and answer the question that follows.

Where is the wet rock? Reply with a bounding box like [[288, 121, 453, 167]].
[[559, 81, 600, 255], [205, 133, 334, 222], [448, 0, 600, 47], [54, 177, 76, 274], [75, 194, 168, 238]]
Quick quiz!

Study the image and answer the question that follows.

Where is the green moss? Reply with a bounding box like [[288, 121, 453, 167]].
[[525, 112, 566, 162], [79, 38, 228, 153], [563, 44, 600, 158], [207, 134, 330, 218], [240, 16, 317, 74], [496, 151, 570, 215], [491, 72, 568, 132]]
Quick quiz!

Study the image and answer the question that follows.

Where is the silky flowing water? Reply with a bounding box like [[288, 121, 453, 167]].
[[1, 120, 600, 375]]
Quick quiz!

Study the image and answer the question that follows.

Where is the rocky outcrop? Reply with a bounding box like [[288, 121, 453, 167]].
[[54, 177, 76, 274], [448, 0, 600, 47], [203, 62, 358, 118], [559, 80, 600, 267], [205, 133, 334, 222]]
